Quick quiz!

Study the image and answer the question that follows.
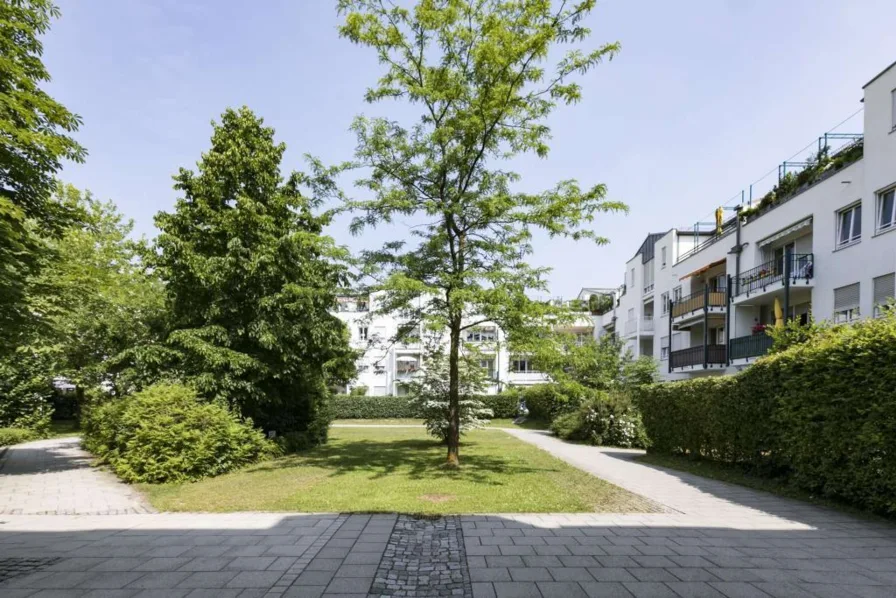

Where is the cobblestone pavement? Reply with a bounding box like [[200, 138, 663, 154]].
[[370, 515, 470, 597], [0, 437, 153, 515]]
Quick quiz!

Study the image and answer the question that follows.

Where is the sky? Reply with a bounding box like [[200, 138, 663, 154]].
[[42, 0, 896, 298]]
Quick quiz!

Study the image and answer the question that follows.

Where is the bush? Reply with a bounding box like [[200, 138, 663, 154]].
[[479, 393, 520, 419], [330, 395, 419, 418], [83, 383, 272, 484], [0, 428, 37, 447], [637, 315, 896, 515], [551, 391, 649, 448], [521, 382, 590, 420]]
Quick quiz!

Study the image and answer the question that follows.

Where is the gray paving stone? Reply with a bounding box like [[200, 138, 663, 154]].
[[340, 553, 379, 565], [587, 567, 638, 583], [508, 567, 552, 581], [580, 582, 635, 598], [135, 558, 193, 572], [708, 583, 774, 598], [470, 568, 512, 582], [177, 571, 240, 589], [622, 582, 679, 598], [282, 586, 325, 598], [492, 581, 543, 598], [665, 581, 726, 597], [297, 570, 336, 585], [178, 558, 233, 572], [668, 568, 720, 582], [125, 571, 192, 589], [324, 576, 372, 593], [78, 572, 145, 589], [486, 556, 525, 568], [224, 558, 276, 571], [305, 559, 343, 571], [472, 582, 497, 598], [536, 581, 589, 598], [628, 568, 679, 582], [225, 571, 284, 588], [558, 556, 597, 567], [548, 567, 593, 582]]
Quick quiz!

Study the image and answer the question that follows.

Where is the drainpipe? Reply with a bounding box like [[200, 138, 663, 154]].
[[668, 297, 673, 375], [703, 285, 710, 369], [734, 205, 743, 297], [725, 275, 732, 367], [783, 246, 792, 324]]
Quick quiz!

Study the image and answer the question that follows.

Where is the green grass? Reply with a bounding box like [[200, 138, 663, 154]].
[[143, 427, 656, 514], [331, 418, 550, 430], [47, 419, 80, 438], [637, 453, 890, 521]]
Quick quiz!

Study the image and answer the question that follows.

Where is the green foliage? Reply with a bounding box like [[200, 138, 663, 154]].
[[152, 107, 355, 438], [533, 334, 658, 394], [638, 314, 896, 515], [82, 383, 272, 484], [0, 427, 37, 447], [766, 316, 826, 354], [0, 353, 53, 433], [349, 386, 368, 396], [551, 391, 648, 448], [479, 393, 519, 419], [330, 0, 626, 463], [520, 382, 590, 421], [408, 351, 492, 442], [588, 293, 613, 315], [331, 395, 419, 419], [0, 0, 86, 350]]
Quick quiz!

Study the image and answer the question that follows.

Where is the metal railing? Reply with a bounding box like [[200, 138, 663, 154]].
[[671, 287, 727, 318], [737, 253, 814, 297], [643, 282, 655, 294], [729, 334, 774, 361], [669, 345, 727, 369]]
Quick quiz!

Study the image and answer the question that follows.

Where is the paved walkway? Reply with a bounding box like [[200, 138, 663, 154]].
[[1, 432, 896, 597], [0, 437, 153, 515]]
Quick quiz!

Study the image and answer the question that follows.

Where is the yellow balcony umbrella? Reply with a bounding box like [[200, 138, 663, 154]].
[[774, 296, 784, 328]]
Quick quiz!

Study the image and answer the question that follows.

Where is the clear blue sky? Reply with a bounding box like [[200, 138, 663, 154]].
[[43, 0, 896, 297]]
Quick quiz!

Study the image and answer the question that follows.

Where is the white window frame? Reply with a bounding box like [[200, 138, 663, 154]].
[[661, 247, 667, 268], [510, 356, 538, 374], [660, 335, 669, 360], [465, 326, 496, 342], [478, 358, 496, 379], [660, 292, 670, 314], [873, 273, 895, 318], [892, 88, 896, 132], [836, 202, 862, 248], [672, 286, 682, 302], [358, 326, 369, 341], [833, 283, 860, 323], [876, 186, 896, 234]]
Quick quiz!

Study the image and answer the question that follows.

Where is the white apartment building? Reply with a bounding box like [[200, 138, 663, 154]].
[[333, 293, 557, 396], [585, 59, 896, 381]]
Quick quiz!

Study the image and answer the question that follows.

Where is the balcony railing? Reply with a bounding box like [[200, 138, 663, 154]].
[[669, 345, 727, 369], [623, 316, 655, 336], [737, 253, 814, 297], [671, 287, 727, 319], [643, 282, 655, 295], [729, 334, 774, 361]]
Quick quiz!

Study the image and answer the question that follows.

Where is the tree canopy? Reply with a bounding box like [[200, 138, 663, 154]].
[[334, 0, 626, 464], [153, 107, 356, 444]]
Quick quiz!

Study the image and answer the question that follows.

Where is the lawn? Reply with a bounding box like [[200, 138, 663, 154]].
[[144, 427, 657, 514], [47, 419, 80, 438]]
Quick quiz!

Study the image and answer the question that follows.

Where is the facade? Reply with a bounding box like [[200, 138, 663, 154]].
[[333, 293, 554, 396], [591, 59, 896, 381]]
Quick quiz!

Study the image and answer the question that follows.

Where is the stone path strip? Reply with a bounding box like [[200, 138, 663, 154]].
[[370, 515, 471, 597], [0, 437, 153, 515]]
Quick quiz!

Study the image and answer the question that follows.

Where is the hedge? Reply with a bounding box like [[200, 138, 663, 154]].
[[0, 427, 37, 447], [330, 392, 521, 419], [638, 315, 896, 515]]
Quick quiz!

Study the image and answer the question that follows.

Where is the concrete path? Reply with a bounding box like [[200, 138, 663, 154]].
[[0, 437, 153, 515]]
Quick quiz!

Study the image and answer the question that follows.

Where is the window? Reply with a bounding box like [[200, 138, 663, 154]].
[[357, 299, 369, 312], [630, 268, 635, 288], [834, 283, 860, 323], [374, 364, 386, 375], [372, 385, 387, 396], [479, 358, 496, 379], [466, 326, 496, 342], [661, 247, 667, 268], [874, 273, 895, 317], [396, 384, 411, 397], [643, 262, 655, 293], [672, 286, 682, 302], [837, 203, 862, 247], [877, 188, 896, 233], [660, 335, 669, 360], [660, 292, 670, 314], [358, 326, 369, 341], [510, 357, 538, 373]]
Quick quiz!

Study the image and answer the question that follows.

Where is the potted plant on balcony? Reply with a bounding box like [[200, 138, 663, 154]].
[[751, 322, 767, 336]]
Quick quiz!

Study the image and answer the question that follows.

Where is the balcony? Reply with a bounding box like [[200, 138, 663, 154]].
[[729, 334, 774, 363], [734, 253, 814, 303], [643, 282, 655, 296], [671, 287, 727, 327], [624, 316, 655, 337], [669, 345, 727, 371]]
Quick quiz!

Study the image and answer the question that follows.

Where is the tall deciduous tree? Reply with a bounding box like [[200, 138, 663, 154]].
[[334, 0, 626, 465], [0, 0, 86, 352], [154, 107, 355, 446]]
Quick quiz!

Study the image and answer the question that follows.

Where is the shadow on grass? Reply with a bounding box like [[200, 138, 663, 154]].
[[249, 437, 560, 486]]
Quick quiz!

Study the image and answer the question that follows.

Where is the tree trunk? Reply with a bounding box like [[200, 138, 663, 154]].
[[446, 315, 461, 467]]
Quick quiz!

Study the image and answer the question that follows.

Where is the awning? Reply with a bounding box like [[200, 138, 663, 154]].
[[680, 258, 726, 281], [758, 217, 812, 248], [395, 356, 418, 363]]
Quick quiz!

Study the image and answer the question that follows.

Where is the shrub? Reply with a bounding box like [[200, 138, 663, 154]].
[[521, 382, 590, 420], [83, 383, 272, 484], [479, 392, 520, 419], [637, 315, 896, 515], [551, 391, 649, 448], [0, 428, 37, 447], [330, 395, 418, 419]]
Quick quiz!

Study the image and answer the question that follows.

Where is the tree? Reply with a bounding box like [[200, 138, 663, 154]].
[[334, 0, 626, 465], [0, 0, 86, 352], [153, 107, 356, 447], [533, 333, 658, 393], [408, 348, 492, 443]]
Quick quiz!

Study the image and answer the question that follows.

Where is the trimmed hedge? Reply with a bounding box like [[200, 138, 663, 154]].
[[638, 316, 896, 515], [83, 383, 272, 483], [331, 392, 521, 420]]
